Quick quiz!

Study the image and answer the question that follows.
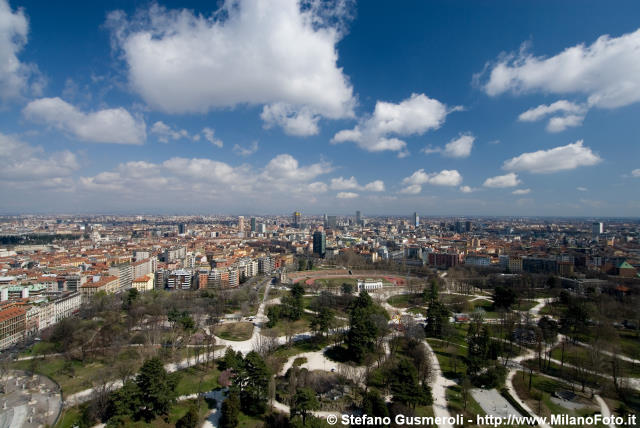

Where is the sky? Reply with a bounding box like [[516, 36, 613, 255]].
[[1, 0, 639, 217]]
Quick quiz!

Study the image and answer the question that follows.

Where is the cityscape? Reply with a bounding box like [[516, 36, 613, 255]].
[[1, 0, 640, 428]]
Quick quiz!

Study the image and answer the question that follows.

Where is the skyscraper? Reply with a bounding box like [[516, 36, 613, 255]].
[[250, 217, 256, 232], [592, 222, 603, 237], [293, 211, 301, 228], [238, 216, 244, 232], [313, 231, 326, 257], [413, 212, 419, 227], [178, 223, 186, 234], [356, 210, 361, 225]]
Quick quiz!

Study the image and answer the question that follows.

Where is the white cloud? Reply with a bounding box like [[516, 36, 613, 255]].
[[106, 0, 355, 134], [233, 141, 259, 156], [336, 191, 358, 199], [424, 133, 475, 158], [364, 180, 385, 192], [512, 188, 531, 195], [459, 186, 476, 193], [483, 172, 521, 188], [632, 169, 640, 177], [261, 104, 320, 136], [0, 132, 78, 182], [23, 97, 146, 144], [150, 121, 189, 143], [518, 100, 584, 122], [330, 176, 359, 190], [80, 153, 331, 200], [0, 0, 43, 101], [546, 114, 585, 132], [202, 127, 223, 148], [330, 176, 385, 192], [577, 186, 588, 191], [308, 182, 328, 193], [480, 28, 640, 109], [503, 140, 601, 174], [400, 169, 463, 193], [332, 93, 460, 153], [518, 100, 586, 132]]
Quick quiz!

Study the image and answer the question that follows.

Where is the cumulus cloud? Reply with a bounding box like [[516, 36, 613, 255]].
[[400, 169, 463, 193], [577, 186, 588, 191], [483, 172, 521, 188], [518, 100, 586, 132], [233, 141, 259, 156], [512, 188, 531, 195], [23, 97, 146, 144], [202, 127, 223, 148], [332, 93, 460, 153], [336, 191, 358, 199], [330, 176, 385, 192], [80, 153, 331, 200], [0, 0, 43, 101], [150, 121, 189, 143], [632, 169, 640, 177], [502, 140, 601, 174], [459, 186, 476, 193], [106, 0, 355, 134], [479, 28, 640, 109], [0, 132, 78, 182], [423, 133, 475, 158], [261, 104, 320, 136]]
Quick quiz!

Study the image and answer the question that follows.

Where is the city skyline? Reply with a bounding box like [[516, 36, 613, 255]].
[[1, 0, 640, 216]]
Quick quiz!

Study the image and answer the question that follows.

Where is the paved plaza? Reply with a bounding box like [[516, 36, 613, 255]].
[[0, 370, 62, 428]]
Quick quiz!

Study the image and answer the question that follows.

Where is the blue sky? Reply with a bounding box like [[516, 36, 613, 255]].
[[1, 0, 639, 216]]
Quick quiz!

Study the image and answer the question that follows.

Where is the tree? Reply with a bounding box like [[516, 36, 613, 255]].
[[461, 376, 472, 410], [235, 351, 270, 416], [390, 359, 432, 409], [310, 307, 334, 337], [220, 391, 240, 428], [176, 404, 199, 428], [362, 390, 389, 419], [493, 286, 517, 310], [341, 282, 353, 295], [425, 301, 450, 339], [346, 291, 384, 363], [291, 387, 319, 425], [135, 357, 179, 421]]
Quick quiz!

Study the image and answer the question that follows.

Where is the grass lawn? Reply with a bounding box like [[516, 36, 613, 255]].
[[512, 370, 605, 427], [55, 408, 82, 428], [550, 343, 640, 378], [213, 322, 254, 341], [174, 364, 221, 396], [618, 330, 640, 360], [313, 277, 358, 289], [427, 338, 468, 380], [515, 300, 538, 312], [387, 293, 423, 308], [446, 384, 485, 426], [237, 411, 264, 428], [267, 313, 314, 337]]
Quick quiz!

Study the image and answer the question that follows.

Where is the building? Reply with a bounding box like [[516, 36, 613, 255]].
[[167, 269, 192, 290], [327, 216, 337, 228], [0, 305, 26, 350], [258, 256, 274, 274], [109, 263, 133, 291], [292, 211, 301, 228], [508, 257, 523, 273], [313, 231, 326, 257], [592, 222, 604, 237], [250, 217, 256, 232], [356, 211, 362, 225], [132, 275, 155, 292], [413, 212, 419, 227], [465, 255, 491, 267], [238, 216, 244, 236], [53, 292, 81, 322], [357, 278, 383, 291], [178, 223, 187, 234], [80, 276, 119, 300], [132, 258, 155, 279]]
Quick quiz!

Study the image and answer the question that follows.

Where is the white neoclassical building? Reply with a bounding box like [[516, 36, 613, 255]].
[[357, 278, 383, 291]]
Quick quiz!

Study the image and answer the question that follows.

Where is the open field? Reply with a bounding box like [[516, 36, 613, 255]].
[[213, 322, 254, 341]]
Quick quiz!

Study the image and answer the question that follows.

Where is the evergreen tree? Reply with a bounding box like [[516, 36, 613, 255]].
[[176, 404, 199, 428], [425, 301, 450, 338], [346, 291, 380, 363], [135, 357, 179, 421], [310, 307, 333, 337], [235, 351, 270, 415], [390, 359, 431, 409], [291, 387, 319, 425], [220, 391, 240, 428]]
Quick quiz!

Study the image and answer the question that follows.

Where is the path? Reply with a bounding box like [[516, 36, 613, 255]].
[[423, 340, 455, 428]]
